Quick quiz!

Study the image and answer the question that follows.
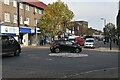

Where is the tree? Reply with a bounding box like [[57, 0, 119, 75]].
[[37, 0, 74, 40], [104, 23, 116, 36]]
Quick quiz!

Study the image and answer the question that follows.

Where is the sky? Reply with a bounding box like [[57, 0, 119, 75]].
[[40, 0, 119, 31]]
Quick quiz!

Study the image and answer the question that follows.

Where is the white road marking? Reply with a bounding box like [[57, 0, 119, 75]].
[[49, 53, 88, 57]]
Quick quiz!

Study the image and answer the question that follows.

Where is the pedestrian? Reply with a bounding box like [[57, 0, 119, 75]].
[[103, 38, 106, 44]]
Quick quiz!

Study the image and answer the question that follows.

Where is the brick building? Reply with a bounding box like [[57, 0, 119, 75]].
[[0, 0, 47, 46], [74, 21, 88, 36]]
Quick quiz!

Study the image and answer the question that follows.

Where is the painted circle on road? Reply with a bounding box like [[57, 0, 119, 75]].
[[49, 53, 88, 58]]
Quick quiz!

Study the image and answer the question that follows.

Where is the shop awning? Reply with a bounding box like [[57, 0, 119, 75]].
[[20, 28, 31, 33]]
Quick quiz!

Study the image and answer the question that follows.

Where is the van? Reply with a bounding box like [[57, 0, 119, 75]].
[[0, 35, 21, 56]]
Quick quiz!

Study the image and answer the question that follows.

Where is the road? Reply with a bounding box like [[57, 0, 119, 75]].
[[2, 41, 119, 78]]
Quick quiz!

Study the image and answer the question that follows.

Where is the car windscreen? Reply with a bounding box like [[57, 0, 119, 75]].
[[85, 40, 94, 42]]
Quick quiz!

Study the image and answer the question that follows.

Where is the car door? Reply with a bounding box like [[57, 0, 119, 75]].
[[2, 36, 11, 53], [64, 41, 74, 51], [8, 36, 16, 52], [59, 41, 66, 51]]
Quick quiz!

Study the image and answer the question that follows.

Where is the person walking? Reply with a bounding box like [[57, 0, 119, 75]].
[[103, 38, 106, 44]]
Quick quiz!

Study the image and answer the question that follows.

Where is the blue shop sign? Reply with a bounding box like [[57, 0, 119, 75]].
[[20, 27, 31, 33]]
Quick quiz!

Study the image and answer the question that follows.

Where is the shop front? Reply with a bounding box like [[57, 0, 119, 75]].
[[0, 25, 19, 40], [19, 27, 41, 46], [0, 25, 41, 46], [19, 27, 31, 46]]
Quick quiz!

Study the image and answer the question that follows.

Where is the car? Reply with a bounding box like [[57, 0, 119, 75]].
[[0, 35, 21, 56], [68, 36, 84, 46], [50, 40, 82, 53], [76, 37, 84, 46], [84, 38, 95, 48]]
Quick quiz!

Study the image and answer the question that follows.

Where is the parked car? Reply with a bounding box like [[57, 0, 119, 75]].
[[50, 40, 82, 53], [76, 37, 84, 46], [68, 36, 84, 46], [0, 35, 21, 56], [84, 38, 95, 48]]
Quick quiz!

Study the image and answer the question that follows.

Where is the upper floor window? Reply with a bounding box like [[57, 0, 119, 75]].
[[19, 3, 23, 9], [13, 15, 17, 23], [39, 9, 42, 14], [26, 17, 30, 25], [20, 16, 23, 24], [34, 18, 37, 26], [13, 0, 17, 7], [4, 0, 9, 5], [35, 7, 37, 13], [4, 13, 10, 22], [26, 5, 30, 11]]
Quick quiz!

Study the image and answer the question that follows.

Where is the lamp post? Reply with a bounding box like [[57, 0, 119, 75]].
[[17, 1, 20, 43], [101, 18, 106, 43]]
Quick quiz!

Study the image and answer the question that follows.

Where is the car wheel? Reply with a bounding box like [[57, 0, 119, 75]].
[[50, 49, 55, 53], [14, 49, 20, 56], [55, 48, 60, 53], [75, 48, 80, 53]]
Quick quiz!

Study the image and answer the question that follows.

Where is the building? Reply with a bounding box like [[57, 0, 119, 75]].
[[75, 21, 88, 36], [66, 21, 88, 36], [0, 0, 47, 46]]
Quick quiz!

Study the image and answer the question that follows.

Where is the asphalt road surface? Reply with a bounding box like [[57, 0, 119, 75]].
[[2, 45, 119, 78]]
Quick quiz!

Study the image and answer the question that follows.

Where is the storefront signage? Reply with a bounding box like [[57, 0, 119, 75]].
[[0, 25, 19, 34]]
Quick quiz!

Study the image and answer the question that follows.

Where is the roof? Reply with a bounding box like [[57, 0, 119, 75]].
[[21, 0, 47, 9]]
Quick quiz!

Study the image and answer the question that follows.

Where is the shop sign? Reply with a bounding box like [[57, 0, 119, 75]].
[[1, 26, 19, 34], [31, 29, 35, 33]]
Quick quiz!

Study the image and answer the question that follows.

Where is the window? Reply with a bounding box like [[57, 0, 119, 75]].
[[13, 15, 17, 23], [19, 3, 23, 9], [26, 17, 29, 25], [34, 18, 37, 25], [35, 7, 37, 13], [26, 5, 30, 11], [13, 0, 17, 7], [4, 13, 10, 22], [77, 26, 79, 30], [65, 41, 73, 45], [4, 0, 9, 5], [39, 9, 42, 14], [20, 16, 23, 24]]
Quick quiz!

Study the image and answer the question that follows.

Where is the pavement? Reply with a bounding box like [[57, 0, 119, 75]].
[[21, 41, 120, 52], [94, 41, 120, 52]]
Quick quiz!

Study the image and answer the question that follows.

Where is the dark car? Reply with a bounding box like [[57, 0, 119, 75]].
[[50, 40, 82, 53], [0, 35, 21, 56]]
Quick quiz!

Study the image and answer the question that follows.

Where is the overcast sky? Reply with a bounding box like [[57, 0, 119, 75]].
[[40, 0, 119, 31]]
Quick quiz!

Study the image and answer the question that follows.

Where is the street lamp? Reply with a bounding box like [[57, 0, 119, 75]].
[[17, 1, 20, 43], [101, 18, 106, 27], [101, 18, 106, 43], [101, 18, 112, 50]]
